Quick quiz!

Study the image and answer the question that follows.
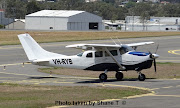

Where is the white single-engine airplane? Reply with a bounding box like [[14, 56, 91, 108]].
[[18, 33, 159, 81]]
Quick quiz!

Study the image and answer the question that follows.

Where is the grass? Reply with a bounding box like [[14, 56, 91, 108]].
[[0, 83, 149, 108], [0, 31, 180, 45], [38, 62, 180, 79]]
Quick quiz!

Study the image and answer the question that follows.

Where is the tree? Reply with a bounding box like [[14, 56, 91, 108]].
[[162, 4, 179, 17], [5, 0, 26, 19], [56, 0, 84, 10], [0, 0, 6, 9], [26, 0, 40, 14], [125, 1, 136, 8], [79, 2, 127, 20], [103, 0, 115, 4], [140, 12, 150, 31]]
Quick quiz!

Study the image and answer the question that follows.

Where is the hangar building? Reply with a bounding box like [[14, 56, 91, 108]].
[[5, 19, 25, 30], [25, 10, 104, 31], [122, 16, 180, 31], [0, 10, 14, 26]]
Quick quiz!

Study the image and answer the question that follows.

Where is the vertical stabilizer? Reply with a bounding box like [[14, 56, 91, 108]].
[[18, 33, 65, 61]]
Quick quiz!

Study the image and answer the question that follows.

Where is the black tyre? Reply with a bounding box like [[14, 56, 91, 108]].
[[115, 72, 123, 81], [99, 73, 107, 81], [138, 74, 146, 81]]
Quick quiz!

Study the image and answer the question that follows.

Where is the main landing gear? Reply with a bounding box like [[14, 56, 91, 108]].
[[99, 70, 124, 81], [99, 70, 146, 81], [115, 71, 123, 81], [99, 73, 107, 81], [99, 69, 108, 81], [138, 72, 146, 81]]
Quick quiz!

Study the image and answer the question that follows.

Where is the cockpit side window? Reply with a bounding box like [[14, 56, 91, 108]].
[[95, 51, 103, 57], [119, 45, 134, 55], [119, 47, 126, 55], [86, 52, 93, 58]]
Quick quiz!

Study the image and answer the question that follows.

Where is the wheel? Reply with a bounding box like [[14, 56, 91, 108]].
[[138, 74, 146, 81], [115, 72, 123, 81], [99, 73, 107, 81]]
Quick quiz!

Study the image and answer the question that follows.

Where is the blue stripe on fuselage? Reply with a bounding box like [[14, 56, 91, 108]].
[[128, 52, 150, 56]]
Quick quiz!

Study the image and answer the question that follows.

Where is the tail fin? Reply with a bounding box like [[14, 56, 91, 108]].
[[18, 33, 65, 61]]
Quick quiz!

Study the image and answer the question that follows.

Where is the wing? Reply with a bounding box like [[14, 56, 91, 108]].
[[126, 42, 154, 47], [66, 42, 154, 49], [66, 44, 121, 50]]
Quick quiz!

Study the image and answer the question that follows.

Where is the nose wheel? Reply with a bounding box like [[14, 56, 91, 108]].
[[138, 72, 146, 81]]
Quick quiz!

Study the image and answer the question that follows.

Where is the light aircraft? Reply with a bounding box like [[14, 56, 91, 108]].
[[18, 33, 159, 81]]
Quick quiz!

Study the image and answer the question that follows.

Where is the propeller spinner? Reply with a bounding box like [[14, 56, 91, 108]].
[[150, 53, 159, 72]]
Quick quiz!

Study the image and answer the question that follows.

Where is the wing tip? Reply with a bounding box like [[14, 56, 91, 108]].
[[18, 33, 30, 37]]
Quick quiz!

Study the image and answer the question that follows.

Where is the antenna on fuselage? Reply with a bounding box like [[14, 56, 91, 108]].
[[116, 37, 122, 45], [111, 37, 117, 45]]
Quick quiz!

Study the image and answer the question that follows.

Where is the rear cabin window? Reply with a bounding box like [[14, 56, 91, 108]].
[[95, 51, 103, 57], [105, 50, 118, 56], [86, 53, 93, 58]]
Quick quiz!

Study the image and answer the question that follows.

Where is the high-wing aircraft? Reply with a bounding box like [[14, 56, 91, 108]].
[[18, 33, 159, 81]]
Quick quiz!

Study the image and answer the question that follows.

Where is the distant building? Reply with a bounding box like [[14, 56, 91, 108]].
[[85, 0, 101, 2], [122, 16, 180, 31], [36, 0, 45, 1], [28, 0, 45, 1], [0, 9, 14, 26], [161, 1, 170, 5], [28, 0, 57, 2], [103, 20, 124, 31], [5, 19, 25, 30], [137, 0, 160, 3], [119, 1, 129, 7], [25, 10, 104, 31], [146, 0, 160, 3]]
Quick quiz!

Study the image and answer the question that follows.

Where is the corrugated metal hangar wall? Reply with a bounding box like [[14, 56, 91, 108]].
[[25, 10, 104, 31]]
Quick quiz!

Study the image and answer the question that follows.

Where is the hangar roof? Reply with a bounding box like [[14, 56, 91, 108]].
[[26, 10, 85, 17]]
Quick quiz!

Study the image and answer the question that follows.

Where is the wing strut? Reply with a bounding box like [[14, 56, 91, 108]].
[[104, 47, 126, 70]]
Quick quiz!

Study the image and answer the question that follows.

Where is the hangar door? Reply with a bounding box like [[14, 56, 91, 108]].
[[68, 22, 85, 30], [89, 23, 98, 30]]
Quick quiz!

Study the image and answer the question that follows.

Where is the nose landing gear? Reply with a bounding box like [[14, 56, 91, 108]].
[[138, 71, 146, 81]]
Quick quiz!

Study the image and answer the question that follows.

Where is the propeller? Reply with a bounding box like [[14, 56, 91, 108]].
[[149, 53, 157, 73], [149, 52, 156, 73], [150, 44, 159, 73], [154, 59, 156, 72], [155, 44, 159, 54], [154, 44, 159, 73]]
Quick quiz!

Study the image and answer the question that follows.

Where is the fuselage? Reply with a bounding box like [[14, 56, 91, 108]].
[[36, 48, 153, 72]]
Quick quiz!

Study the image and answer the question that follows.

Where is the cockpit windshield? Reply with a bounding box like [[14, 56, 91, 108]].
[[77, 52, 84, 57], [119, 45, 134, 55]]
